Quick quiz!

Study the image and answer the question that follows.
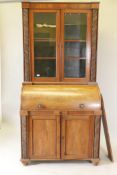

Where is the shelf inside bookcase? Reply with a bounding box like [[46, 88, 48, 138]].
[[34, 38, 56, 42], [64, 40, 86, 42], [35, 57, 56, 60]]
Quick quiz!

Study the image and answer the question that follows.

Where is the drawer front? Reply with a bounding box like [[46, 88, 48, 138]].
[[21, 98, 100, 111]]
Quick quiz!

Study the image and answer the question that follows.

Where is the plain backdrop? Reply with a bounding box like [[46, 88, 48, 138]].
[[0, 0, 117, 138], [0, 1, 117, 174]]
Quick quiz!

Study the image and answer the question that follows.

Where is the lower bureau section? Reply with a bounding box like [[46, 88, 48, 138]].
[[20, 110, 101, 165]]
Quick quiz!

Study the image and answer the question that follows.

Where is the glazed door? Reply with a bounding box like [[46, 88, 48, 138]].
[[30, 10, 60, 82], [29, 111, 60, 159], [30, 9, 91, 82], [61, 112, 94, 159], [61, 10, 91, 82]]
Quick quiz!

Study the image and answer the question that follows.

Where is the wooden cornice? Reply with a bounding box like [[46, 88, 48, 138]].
[[22, 2, 99, 9]]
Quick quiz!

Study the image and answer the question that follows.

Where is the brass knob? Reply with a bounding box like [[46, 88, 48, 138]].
[[79, 104, 85, 109], [38, 104, 42, 109]]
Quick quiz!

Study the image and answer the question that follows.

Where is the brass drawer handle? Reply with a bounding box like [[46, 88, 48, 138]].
[[79, 104, 85, 109], [37, 104, 43, 109]]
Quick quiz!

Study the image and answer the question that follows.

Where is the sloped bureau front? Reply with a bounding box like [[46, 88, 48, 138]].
[[21, 85, 101, 111]]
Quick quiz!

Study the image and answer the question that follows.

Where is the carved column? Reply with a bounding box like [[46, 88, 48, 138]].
[[20, 111, 29, 160], [22, 9, 31, 81], [93, 116, 101, 158], [90, 9, 98, 81]]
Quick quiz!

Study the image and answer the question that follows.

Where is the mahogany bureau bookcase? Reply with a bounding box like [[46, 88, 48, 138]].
[[20, 2, 113, 165]]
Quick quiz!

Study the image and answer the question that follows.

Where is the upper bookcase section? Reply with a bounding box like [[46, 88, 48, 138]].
[[22, 2, 99, 84]]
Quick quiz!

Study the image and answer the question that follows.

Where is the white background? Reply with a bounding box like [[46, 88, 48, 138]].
[[0, 0, 117, 174]]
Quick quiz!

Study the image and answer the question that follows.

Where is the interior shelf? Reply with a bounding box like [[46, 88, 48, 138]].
[[65, 56, 86, 60], [35, 57, 56, 60], [64, 40, 86, 42], [34, 38, 56, 42]]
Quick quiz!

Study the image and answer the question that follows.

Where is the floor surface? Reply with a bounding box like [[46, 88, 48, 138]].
[[0, 120, 117, 175]]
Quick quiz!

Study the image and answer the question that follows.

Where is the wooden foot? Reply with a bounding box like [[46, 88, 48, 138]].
[[91, 159, 100, 166], [21, 159, 30, 166]]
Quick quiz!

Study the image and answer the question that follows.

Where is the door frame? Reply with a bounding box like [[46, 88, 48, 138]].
[[29, 9, 61, 82], [61, 9, 92, 83]]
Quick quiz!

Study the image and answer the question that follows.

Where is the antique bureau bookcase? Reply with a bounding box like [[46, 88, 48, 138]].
[[20, 2, 112, 165]]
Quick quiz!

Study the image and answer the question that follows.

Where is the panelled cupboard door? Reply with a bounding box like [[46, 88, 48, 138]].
[[61, 10, 91, 83], [61, 113, 94, 159], [28, 111, 60, 159], [30, 10, 60, 82]]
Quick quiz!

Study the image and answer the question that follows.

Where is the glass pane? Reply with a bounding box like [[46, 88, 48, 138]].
[[34, 41, 56, 57], [65, 42, 86, 58], [34, 13, 56, 78], [34, 13, 56, 39], [64, 42, 86, 78], [64, 13, 87, 78], [64, 13, 87, 40], [64, 59, 86, 78], [35, 60, 56, 78]]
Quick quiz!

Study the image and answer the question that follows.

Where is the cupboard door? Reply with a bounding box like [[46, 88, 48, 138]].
[[61, 10, 91, 82], [29, 111, 60, 159], [61, 112, 94, 159], [30, 10, 60, 82]]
